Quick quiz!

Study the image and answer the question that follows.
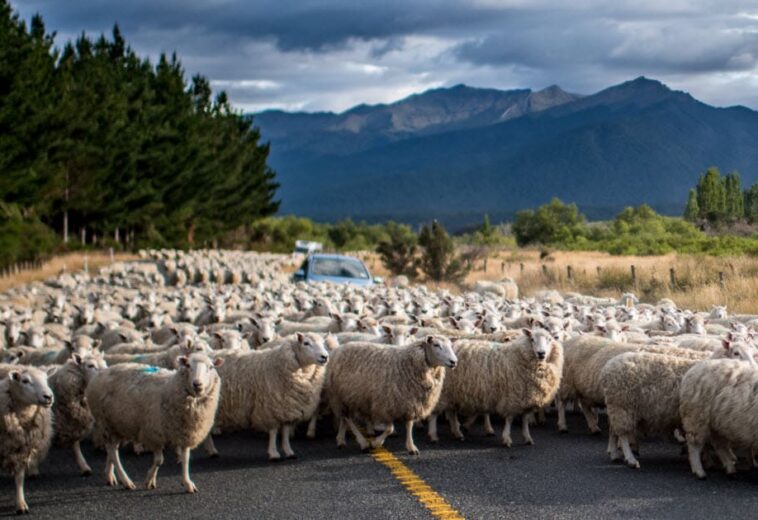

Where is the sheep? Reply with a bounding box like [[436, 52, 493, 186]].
[[208, 333, 329, 460], [557, 336, 710, 433], [8, 339, 96, 366], [104, 339, 212, 369], [427, 329, 563, 447], [679, 357, 758, 479], [325, 335, 457, 455], [599, 340, 756, 469], [86, 353, 223, 492], [0, 365, 54, 514], [47, 352, 108, 475]]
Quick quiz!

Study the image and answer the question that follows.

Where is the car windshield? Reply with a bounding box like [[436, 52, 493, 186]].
[[310, 257, 369, 279]]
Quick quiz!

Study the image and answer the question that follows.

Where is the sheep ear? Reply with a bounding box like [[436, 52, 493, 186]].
[[213, 357, 224, 368], [9, 371, 20, 382], [275, 317, 283, 325], [704, 319, 709, 325], [176, 356, 190, 368], [72, 354, 83, 365], [296, 332, 305, 343], [722, 339, 731, 350], [622, 325, 630, 331], [214, 332, 223, 340], [93, 340, 101, 351], [382, 325, 392, 334], [63, 340, 73, 351], [522, 328, 532, 338], [409, 327, 418, 335], [425, 335, 434, 345], [237, 322, 245, 331]]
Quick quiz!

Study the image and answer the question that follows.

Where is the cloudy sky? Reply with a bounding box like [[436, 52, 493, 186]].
[[12, 0, 758, 113]]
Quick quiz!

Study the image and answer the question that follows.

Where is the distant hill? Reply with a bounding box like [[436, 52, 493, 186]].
[[251, 77, 758, 230]]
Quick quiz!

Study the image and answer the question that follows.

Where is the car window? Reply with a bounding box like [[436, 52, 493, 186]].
[[300, 258, 309, 273], [311, 257, 369, 279]]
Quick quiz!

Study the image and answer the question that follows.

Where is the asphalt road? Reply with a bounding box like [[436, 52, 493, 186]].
[[2, 412, 758, 519]]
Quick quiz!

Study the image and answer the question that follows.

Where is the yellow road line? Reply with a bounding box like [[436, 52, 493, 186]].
[[370, 447, 465, 520]]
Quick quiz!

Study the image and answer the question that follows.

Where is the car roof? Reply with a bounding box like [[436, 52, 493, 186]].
[[308, 253, 363, 261]]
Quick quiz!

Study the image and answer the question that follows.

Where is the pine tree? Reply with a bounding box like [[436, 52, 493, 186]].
[[376, 222, 418, 278], [745, 185, 758, 223], [724, 171, 744, 221], [684, 188, 699, 222], [418, 220, 469, 282], [696, 167, 726, 223]]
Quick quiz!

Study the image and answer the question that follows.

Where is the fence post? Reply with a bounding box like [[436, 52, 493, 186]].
[[501, 261, 505, 274], [483, 258, 488, 272], [669, 267, 677, 289], [719, 271, 725, 289], [109, 247, 114, 265], [84, 253, 89, 275], [542, 264, 549, 279], [567, 265, 573, 282], [520, 263, 524, 274], [630, 265, 637, 288], [596, 266, 602, 276]]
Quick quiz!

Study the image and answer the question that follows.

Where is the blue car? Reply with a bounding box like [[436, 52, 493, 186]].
[[292, 254, 381, 286]]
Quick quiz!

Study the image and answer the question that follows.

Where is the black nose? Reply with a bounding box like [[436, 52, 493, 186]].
[[320, 355, 328, 363], [537, 352, 546, 360], [449, 360, 457, 368], [41, 394, 53, 404], [193, 381, 203, 390]]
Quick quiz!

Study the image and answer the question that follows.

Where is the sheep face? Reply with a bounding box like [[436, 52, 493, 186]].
[[423, 336, 457, 369], [8, 368, 54, 408], [721, 340, 758, 368], [709, 306, 727, 319], [76, 353, 108, 382], [523, 328, 557, 362], [357, 317, 381, 336], [177, 353, 223, 398], [27, 329, 46, 349], [6, 321, 21, 345], [661, 315, 681, 333], [2, 349, 24, 365], [685, 316, 706, 335], [478, 313, 502, 334], [597, 323, 628, 343], [294, 333, 329, 366]]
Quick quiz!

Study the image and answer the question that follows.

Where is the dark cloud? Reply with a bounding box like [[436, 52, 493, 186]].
[[11, 1, 758, 112]]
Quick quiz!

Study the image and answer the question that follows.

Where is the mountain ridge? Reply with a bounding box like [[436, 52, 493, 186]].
[[250, 77, 758, 230]]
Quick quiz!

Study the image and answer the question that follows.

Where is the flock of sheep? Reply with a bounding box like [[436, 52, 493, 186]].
[[1, 249, 757, 514]]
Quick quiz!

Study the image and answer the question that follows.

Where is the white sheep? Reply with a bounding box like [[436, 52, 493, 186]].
[[600, 340, 755, 469], [679, 357, 758, 479], [428, 329, 563, 447], [0, 365, 54, 514], [325, 335, 457, 455], [48, 352, 108, 475], [209, 332, 329, 460], [86, 353, 223, 492]]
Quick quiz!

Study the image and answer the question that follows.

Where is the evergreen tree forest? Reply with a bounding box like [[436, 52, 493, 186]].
[[0, 2, 279, 267]]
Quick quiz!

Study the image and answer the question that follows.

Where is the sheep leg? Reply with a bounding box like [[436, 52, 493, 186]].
[[267, 428, 282, 461], [536, 408, 546, 425], [711, 439, 736, 475], [620, 435, 640, 469], [15, 469, 28, 514], [405, 420, 419, 455], [336, 418, 347, 448], [752, 449, 758, 469], [462, 415, 476, 430], [105, 452, 117, 487], [449, 413, 465, 441], [345, 417, 370, 451], [73, 440, 92, 476], [144, 449, 164, 489], [686, 439, 707, 479], [427, 414, 439, 443], [371, 423, 396, 448], [521, 414, 534, 445], [501, 416, 513, 448], [579, 399, 601, 434], [557, 399, 568, 433], [483, 414, 495, 436], [107, 444, 136, 490], [203, 435, 219, 457], [180, 447, 197, 493], [607, 432, 622, 462], [306, 415, 317, 439], [282, 424, 296, 459]]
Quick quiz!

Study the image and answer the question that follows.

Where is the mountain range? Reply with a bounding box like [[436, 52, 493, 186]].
[[251, 77, 758, 229]]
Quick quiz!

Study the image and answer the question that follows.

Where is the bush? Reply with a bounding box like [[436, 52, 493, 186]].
[[0, 204, 58, 268], [376, 222, 418, 278], [512, 198, 587, 247], [418, 220, 470, 282]]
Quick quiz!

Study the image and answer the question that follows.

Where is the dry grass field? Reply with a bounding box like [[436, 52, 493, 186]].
[[0, 252, 138, 293], [4, 248, 756, 314], [360, 249, 758, 314]]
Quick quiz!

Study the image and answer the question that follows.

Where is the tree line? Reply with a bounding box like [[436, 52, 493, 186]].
[[684, 167, 758, 225], [0, 2, 278, 267]]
